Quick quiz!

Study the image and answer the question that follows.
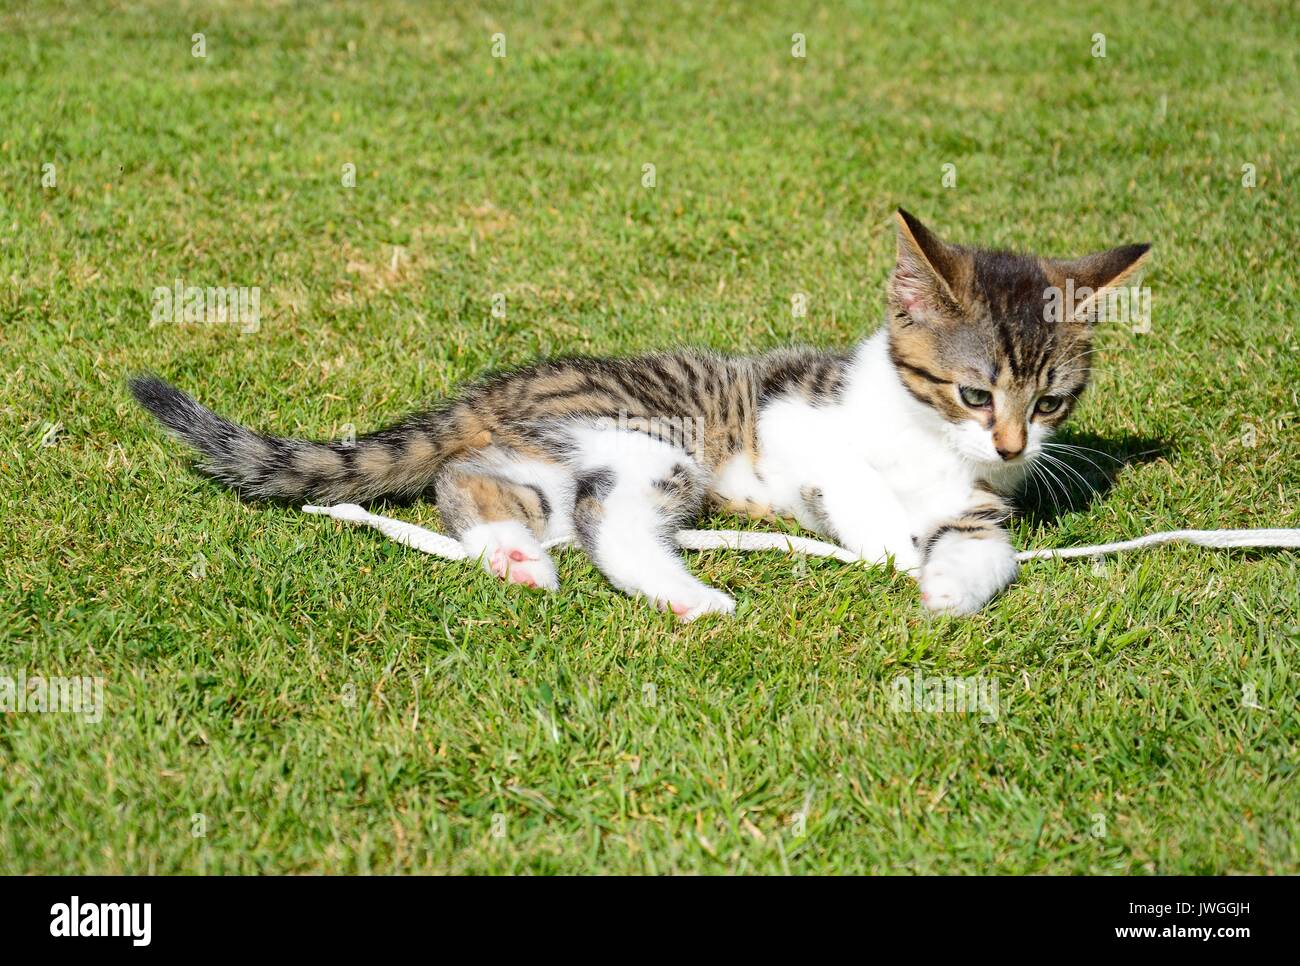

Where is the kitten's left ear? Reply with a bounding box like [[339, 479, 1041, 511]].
[[1049, 243, 1152, 322]]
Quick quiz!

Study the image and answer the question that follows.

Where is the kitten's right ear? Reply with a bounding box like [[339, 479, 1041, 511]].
[[1048, 243, 1152, 323], [890, 209, 962, 323]]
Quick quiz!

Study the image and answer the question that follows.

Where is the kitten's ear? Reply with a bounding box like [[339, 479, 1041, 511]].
[[1049, 243, 1152, 323], [890, 209, 963, 322]]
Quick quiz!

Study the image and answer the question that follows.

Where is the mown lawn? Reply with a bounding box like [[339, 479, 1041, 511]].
[[1, 0, 1296, 874]]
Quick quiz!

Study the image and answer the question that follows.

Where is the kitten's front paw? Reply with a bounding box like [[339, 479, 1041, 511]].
[[673, 589, 736, 623], [920, 535, 1017, 615]]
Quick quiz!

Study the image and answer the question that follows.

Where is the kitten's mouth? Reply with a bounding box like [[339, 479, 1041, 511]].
[[979, 450, 1033, 471]]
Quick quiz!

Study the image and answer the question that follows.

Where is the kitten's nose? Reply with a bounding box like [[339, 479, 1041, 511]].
[[993, 423, 1026, 461]]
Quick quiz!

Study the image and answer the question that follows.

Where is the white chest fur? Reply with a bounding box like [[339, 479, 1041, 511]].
[[709, 330, 985, 547]]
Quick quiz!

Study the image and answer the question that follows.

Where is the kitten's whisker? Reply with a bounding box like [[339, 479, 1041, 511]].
[[1041, 442, 1121, 480], [1053, 367, 1095, 383], [1043, 440, 1124, 466], [1034, 455, 1073, 504], [1039, 455, 1082, 508], [1024, 460, 1045, 507], [1022, 460, 1046, 510], [1028, 458, 1066, 512], [1040, 444, 1102, 475], [1046, 450, 1110, 483], [1038, 452, 1098, 498], [1024, 461, 1050, 511], [1051, 349, 1095, 373], [1041, 449, 1097, 488], [1042, 463, 1069, 511]]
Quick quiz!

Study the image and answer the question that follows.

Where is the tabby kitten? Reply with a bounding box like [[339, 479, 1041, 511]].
[[132, 210, 1148, 620]]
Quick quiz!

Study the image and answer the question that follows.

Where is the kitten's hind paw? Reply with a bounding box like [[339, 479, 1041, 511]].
[[488, 545, 559, 590], [464, 521, 560, 592]]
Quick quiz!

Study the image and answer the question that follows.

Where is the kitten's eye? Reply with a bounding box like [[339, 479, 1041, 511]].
[[1035, 395, 1063, 414], [958, 386, 992, 408]]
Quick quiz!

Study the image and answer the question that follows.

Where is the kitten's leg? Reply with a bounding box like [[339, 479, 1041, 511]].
[[800, 467, 922, 572], [915, 486, 1018, 614], [571, 434, 733, 622], [436, 462, 559, 590]]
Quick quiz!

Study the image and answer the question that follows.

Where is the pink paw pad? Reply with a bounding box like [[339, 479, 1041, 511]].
[[486, 546, 556, 591]]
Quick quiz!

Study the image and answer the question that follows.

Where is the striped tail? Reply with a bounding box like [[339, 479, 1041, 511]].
[[129, 375, 470, 503]]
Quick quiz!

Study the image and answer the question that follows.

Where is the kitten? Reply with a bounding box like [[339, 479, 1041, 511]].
[[131, 210, 1148, 620]]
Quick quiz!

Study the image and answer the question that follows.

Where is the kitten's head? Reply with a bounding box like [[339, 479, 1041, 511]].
[[885, 209, 1149, 473]]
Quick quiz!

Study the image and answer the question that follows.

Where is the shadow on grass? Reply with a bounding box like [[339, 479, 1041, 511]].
[[1016, 430, 1171, 528]]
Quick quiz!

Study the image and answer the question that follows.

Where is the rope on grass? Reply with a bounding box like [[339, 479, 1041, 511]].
[[301, 503, 1300, 567]]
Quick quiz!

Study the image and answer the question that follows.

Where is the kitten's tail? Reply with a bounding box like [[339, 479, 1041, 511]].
[[129, 375, 487, 503]]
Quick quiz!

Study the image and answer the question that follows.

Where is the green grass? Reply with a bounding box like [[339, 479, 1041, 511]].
[[1, 0, 1297, 874]]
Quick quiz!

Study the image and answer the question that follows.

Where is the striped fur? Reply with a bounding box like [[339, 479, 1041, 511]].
[[130, 348, 848, 504]]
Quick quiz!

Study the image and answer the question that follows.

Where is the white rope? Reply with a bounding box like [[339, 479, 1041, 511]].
[[1014, 528, 1300, 560], [302, 503, 1300, 567], [302, 503, 471, 559]]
